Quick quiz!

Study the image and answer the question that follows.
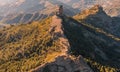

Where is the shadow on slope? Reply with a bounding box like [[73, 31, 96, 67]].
[[61, 16, 120, 72]]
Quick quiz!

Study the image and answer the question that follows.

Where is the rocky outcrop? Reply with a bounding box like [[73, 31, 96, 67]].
[[34, 56, 93, 72], [31, 15, 93, 72], [49, 15, 69, 56]]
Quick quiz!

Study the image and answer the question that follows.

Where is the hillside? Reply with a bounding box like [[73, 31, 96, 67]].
[[74, 5, 120, 37], [0, 15, 93, 72], [0, 17, 54, 72], [73, 5, 120, 72]]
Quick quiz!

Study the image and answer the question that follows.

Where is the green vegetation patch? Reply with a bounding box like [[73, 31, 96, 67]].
[[0, 17, 61, 72]]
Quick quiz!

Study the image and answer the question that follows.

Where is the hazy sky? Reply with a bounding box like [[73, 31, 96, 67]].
[[0, 0, 25, 6], [0, 0, 15, 3], [0, 0, 13, 5]]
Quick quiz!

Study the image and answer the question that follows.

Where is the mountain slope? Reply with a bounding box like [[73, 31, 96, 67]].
[[0, 17, 54, 72], [72, 5, 120, 72], [74, 5, 120, 37], [0, 15, 93, 72], [31, 15, 93, 72]]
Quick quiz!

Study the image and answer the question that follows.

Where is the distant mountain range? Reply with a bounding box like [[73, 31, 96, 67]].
[[0, 0, 120, 25], [59, 0, 120, 17], [0, 0, 80, 16], [1, 0, 119, 14], [0, 0, 79, 24]]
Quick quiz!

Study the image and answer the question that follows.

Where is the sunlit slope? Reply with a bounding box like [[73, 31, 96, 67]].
[[0, 17, 63, 72]]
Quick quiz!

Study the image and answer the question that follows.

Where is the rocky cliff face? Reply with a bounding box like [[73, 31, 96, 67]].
[[30, 15, 93, 72]]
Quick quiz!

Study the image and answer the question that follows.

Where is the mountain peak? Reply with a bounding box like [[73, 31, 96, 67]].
[[74, 5, 106, 20], [73, 5, 113, 28], [91, 5, 103, 12]]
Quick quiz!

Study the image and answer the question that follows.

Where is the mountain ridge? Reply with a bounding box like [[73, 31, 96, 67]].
[[0, 5, 120, 72], [30, 15, 93, 72], [74, 5, 120, 37], [0, 15, 94, 72]]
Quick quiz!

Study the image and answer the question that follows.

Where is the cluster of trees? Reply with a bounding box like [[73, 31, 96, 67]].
[[85, 58, 119, 72], [0, 17, 61, 72]]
